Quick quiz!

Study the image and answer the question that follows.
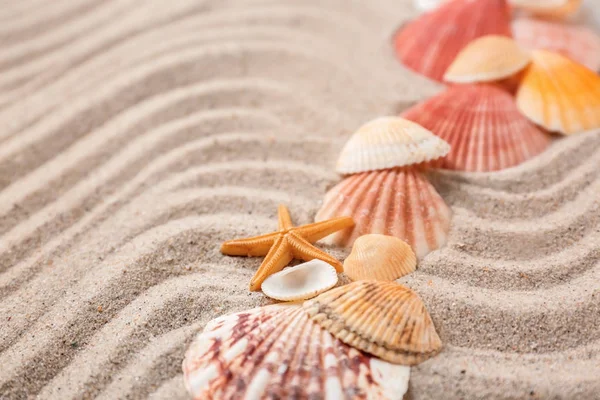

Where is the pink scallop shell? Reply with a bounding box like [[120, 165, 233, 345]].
[[315, 167, 452, 258], [393, 0, 513, 82], [402, 84, 552, 172], [512, 17, 600, 71]]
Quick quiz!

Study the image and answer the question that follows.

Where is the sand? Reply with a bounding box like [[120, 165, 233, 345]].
[[0, 0, 599, 398]]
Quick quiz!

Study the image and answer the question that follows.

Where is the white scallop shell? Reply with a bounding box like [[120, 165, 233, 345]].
[[261, 259, 338, 301], [182, 303, 411, 400], [336, 117, 450, 174]]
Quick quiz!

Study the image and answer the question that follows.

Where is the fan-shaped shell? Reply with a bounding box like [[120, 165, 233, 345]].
[[444, 35, 531, 84], [393, 0, 512, 82], [512, 18, 600, 71], [261, 259, 338, 301], [315, 167, 452, 258], [516, 50, 600, 135], [343, 234, 416, 282], [304, 280, 442, 365], [509, 0, 581, 19], [401, 84, 551, 171], [336, 117, 450, 174], [183, 303, 411, 399]]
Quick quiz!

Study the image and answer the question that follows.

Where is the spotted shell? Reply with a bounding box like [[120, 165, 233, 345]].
[[183, 303, 411, 399], [444, 35, 531, 84], [304, 280, 442, 365], [402, 84, 551, 172], [516, 50, 600, 135], [343, 234, 417, 282], [393, 0, 512, 82], [316, 167, 452, 258], [261, 259, 338, 301], [336, 117, 450, 174]]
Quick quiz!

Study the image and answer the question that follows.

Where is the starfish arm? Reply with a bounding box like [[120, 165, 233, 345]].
[[221, 232, 279, 257], [277, 204, 293, 231], [249, 236, 293, 291], [294, 216, 354, 243], [287, 232, 343, 272]]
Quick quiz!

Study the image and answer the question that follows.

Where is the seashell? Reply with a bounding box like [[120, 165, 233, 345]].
[[261, 259, 338, 301], [402, 84, 551, 171], [183, 303, 411, 400], [304, 280, 442, 365], [336, 117, 450, 174], [393, 0, 512, 82], [512, 17, 600, 71], [412, 0, 449, 12], [315, 167, 452, 258], [516, 50, 600, 135], [509, 0, 581, 20], [343, 234, 416, 282], [444, 35, 531, 84]]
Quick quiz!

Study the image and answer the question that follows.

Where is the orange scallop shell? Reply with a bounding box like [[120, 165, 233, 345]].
[[401, 84, 551, 171], [343, 234, 417, 282], [304, 280, 442, 365], [444, 35, 531, 84], [516, 50, 600, 135], [512, 17, 600, 71], [393, 0, 513, 82], [315, 167, 452, 259]]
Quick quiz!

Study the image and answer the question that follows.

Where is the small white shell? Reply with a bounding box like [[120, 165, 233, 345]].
[[261, 259, 338, 301]]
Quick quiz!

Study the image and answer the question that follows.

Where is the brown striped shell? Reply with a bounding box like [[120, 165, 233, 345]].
[[402, 84, 551, 171], [182, 303, 410, 399], [303, 281, 442, 365], [315, 167, 452, 258], [343, 234, 416, 282]]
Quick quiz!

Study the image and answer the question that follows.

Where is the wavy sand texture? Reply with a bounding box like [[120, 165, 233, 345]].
[[0, 0, 599, 399]]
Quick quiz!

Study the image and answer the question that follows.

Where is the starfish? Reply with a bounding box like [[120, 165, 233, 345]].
[[221, 205, 354, 291]]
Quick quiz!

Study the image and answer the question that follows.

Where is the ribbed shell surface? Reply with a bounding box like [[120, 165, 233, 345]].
[[315, 167, 452, 259], [343, 234, 417, 282], [512, 18, 600, 71], [392, 0, 512, 82], [304, 281, 442, 366], [183, 303, 411, 399], [516, 50, 600, 135], [402, 84, 551, 171], [335, 117, 450, 174]]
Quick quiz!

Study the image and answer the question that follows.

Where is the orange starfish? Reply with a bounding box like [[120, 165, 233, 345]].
[[221, 205, 354, 291]]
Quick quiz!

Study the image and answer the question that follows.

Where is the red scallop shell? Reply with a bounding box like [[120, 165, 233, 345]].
[[392, 0, 513, 82], [401, 84, 552, 172]]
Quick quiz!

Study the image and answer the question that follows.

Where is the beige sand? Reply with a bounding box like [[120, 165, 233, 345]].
[[0, 0, 599, 398]]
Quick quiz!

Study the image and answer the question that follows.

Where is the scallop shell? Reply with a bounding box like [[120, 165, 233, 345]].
[[512, 17, 600, 71], [401, 84, 551, 172], [444, 35, 531, 84], [183, 303, 411, 400], [336, 117, 450, 174], [393, 0, 512, 82], [261, 259, 338, 301], [315, 167, 452, 258], [304, 280, 442, 365], [509, 0, 581, 19], [516, 50, 600, 135], [343, 234, 417, 282]]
